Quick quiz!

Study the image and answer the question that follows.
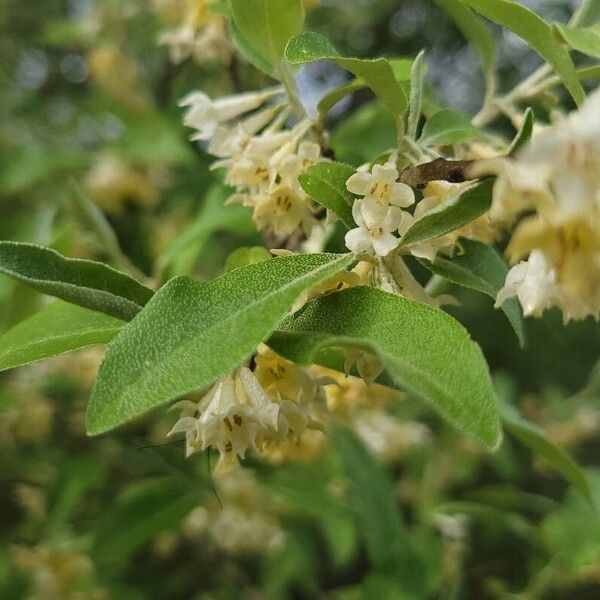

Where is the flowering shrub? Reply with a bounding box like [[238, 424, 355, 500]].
[[2, 0, 600, 597]]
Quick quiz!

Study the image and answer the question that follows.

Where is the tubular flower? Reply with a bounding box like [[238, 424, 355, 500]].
[[479, 89, 600, 320], [181, 84, 326, 240], [168, 351, 327, 471]]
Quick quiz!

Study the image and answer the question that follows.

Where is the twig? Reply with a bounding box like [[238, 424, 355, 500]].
[[398, 158, 476, 189]]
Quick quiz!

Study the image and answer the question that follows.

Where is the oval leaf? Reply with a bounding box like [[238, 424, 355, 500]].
[[0, 242, 153, 321], [401, 178, 493, 247], [298, 162, 357, 229], [275, 286, 501, 449], [421, 239, 525, 346], [285, 32, 407, 117], [87, 253, 353, 435], [419, 108, 483, 146], [0, 301, 123, 372]]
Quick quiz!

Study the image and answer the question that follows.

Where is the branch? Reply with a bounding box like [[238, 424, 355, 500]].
[[398, 158, 476, 189]]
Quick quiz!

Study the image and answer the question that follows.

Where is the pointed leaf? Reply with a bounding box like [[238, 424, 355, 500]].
[[87, 253, 353, 434], [275, 286, 501, 448], [298, 162, 357, 229], [0, 242, 153, 321], [0, 301, 123, 372], [285, 32, 407, 117], [508, 107, 534, 156], [407, 50, 426, 139]]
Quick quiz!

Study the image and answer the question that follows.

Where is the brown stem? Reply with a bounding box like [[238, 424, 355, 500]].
[[398, 158, 476, 189]]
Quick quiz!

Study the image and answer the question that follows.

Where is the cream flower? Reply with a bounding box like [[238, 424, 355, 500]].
[[251, 185, 317, 237], [207, 105, 284, 158], [346, 164, 415, 209], [495, 250, 560, 317], [180, 87, 283, 141], [345, 199, 403, 257], [168, 357, 325, 470], [278, 142, 321, 185]]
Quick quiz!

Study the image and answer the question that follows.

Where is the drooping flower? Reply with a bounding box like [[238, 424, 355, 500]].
[[476, 89, 600, 320], [168, 353, 326, 470], [495, 250, 560, 318], [180, 87, 283, 141]]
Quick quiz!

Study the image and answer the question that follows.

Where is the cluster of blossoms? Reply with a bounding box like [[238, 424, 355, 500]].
[[481, 89, 600, 321], [344, 165, 494, 263], [155, 0, 232, 65], [168, 346, 329, 472], [181, 87, 325, 241]]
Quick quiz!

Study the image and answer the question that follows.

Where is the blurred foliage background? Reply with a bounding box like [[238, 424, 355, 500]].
[[1, 0, 599, 598]]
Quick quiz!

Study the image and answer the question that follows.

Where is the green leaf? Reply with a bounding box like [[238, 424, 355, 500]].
[[0, 301, 123, 372], [86, 253, 353, 435], [435, 0, 495, 85], [500, 401, 593, 505], [421, 239, 525, 346], [229, 20, 277, 75], [332, 428, 406, 570], [276, 286, 501, 449], [400, 179, 494, 247], [573, 0, 600, 27], [230, 0, 304, 67], [508, 107, 534, 156], [420, 108, 483, 146], [459, 0, 585, 106], [407, 50, 426, 140], [0, 242, 153, 321], [285, 32, 407, 117], [555, 23, 600, 59], [92, 477, 200, 565], [298, 162, 357, 229], [317, 80, 366, 119], [225, 246, 272, 271]]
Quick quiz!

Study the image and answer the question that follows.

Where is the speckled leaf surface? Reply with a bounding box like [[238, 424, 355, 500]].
[[87, 253, 353, 434], [0, 241, 153, 321], [0, 301, 123, 372], [275, 286, 501, 449]]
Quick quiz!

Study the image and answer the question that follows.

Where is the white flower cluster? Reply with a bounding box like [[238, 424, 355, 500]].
[[344, 165, 493, 262], [482, 89, 600, 321], [344, 164, 415, 257], [168, 348, 326, 471], [181, 87, 323, 239]]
